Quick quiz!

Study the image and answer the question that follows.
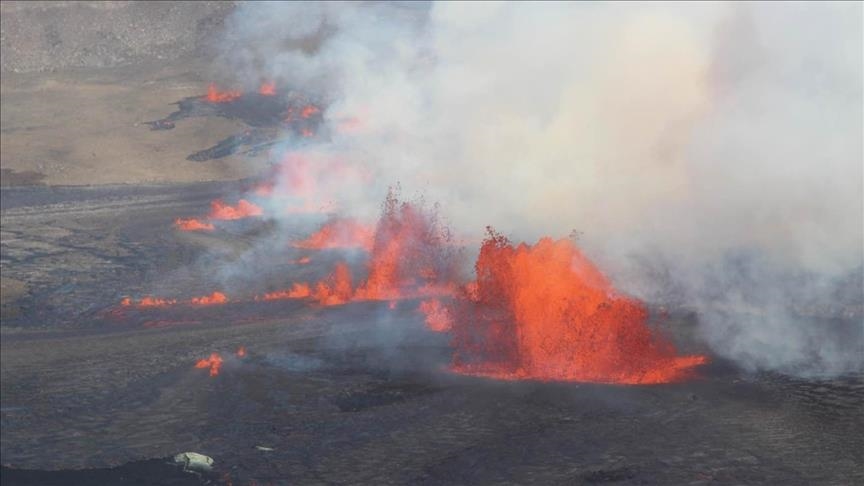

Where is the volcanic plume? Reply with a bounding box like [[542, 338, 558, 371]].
[[444, 229, 707, 385]]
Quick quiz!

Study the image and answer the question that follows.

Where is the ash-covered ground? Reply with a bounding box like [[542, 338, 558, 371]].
[[2, 2, 863, 485], [1, 184, 862, 485]]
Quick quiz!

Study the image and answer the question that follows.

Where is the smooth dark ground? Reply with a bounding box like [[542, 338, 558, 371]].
[[1, 185, 863, 485]]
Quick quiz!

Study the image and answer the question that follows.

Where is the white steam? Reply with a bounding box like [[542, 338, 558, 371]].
[[217, 1, 863, 376]]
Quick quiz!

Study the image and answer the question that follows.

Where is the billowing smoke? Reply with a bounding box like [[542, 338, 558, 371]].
[[215, 2, 863, 376]]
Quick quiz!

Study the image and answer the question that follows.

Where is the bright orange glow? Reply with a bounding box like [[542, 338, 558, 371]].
[[205, 83, 241, 103], [121, 296, 178, 307], [195, 353, 224, 377], [312, 262, 354, 306], [447, 230, 707, 384], [293, 218, 374, 251], [300, 105, 320, 118], [419, 299, 452, 332], [174, 218, 215, 231], [259, 82, 276, 96], [236, 346, 247, 358], [259, 283, 311, 301], [209, 199, 263, 220], [354, 190, 458, 301], [190, 291, 228, 306]]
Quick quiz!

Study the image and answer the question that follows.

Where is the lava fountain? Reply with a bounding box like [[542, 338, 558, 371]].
[[443, 229, 707, 385]]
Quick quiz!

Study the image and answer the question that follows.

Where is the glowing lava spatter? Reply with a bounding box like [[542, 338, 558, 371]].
[[258, 283, 311, 301], [419, 299, 453, 332], [236, 346, 247, 358], [259, 82, 276, 96], [312, 262, 354, 306], [353, 189, 459, 301], [195, 353, 224, 377], [205, 84, 241, 103], [293, 218, 374, 251], [121, 296, 177, 307], [446, 229, 707, 385], [209, 199, 263, 220], [174, 218, 214, 231], [190, 291, 228, 305], [300, 105, 320, 118]]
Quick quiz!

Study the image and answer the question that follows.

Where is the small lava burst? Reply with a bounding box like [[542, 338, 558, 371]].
[[275, 190, 459, 307], [258, 283, 312, 301], [174, 218, 214, 231], [312, 262, 354, 306], [195, 353, 224, 377], [236, 346, 247, 358], [419, 299, 452, 332], [293, 218, 374, 251], [190, 291, 228, 306], [300, 105, 320, 118], [204, 83, 242, 103], [121, 296, 178, 308], [446, 229, 708, 385], [209, 199, 263, 220], [258, 81, 276, 96], [353, 188, 459, 301]]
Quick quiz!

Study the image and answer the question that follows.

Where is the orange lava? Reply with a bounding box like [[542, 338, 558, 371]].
[[174, 218, 215, 231], [300, 105, 320, 118], [121, 296, 177, 307], [190, 291, 228, 305], [259, 82, 276, 96], [312, 262, 354, 306], [293, 218, 374, 251], [195, 353, 224, 377], [354, 189, 458, 301], [205, 83, 241, 103], [236, 346, 247, 358], [209, 199, 263, 220], [259, 283, 311, 301], [291, 256, 312, 265], [419, 299, 453, 332], [447, 230, 707, 385]]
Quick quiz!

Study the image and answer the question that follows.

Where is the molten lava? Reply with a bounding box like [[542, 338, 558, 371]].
[[209, 199, 263, 220], [447, 230, 707, 385], [205, 83, 242, 103], [312, 262, 354, 306], [300, 105, 320, 118], [259, 82, 276, 96], [354, 189, 458, 301], [236, 346, 247, 358], [419, 299, 453, 332], [259, 283, 311, 301], [190, 291, 228, 306], [121, 296, 177, 308], [195, 353, 224, 377], [293, 218, 374, 251], [174, 218, 215, 231]]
